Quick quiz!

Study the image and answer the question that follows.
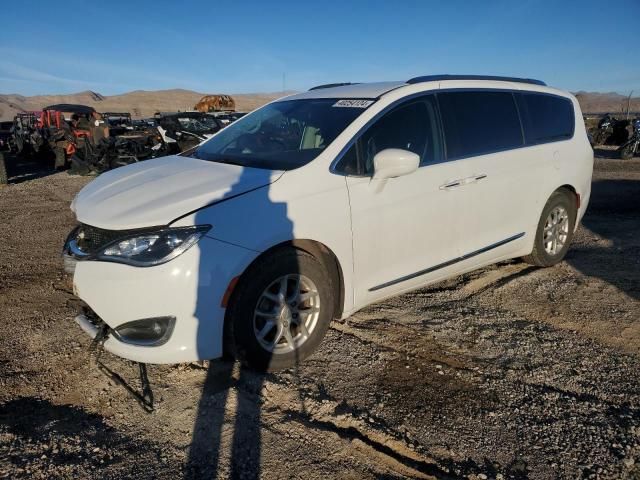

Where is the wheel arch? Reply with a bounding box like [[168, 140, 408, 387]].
[[543, 184, 580, 233], [557, 183, 577, 196], [556, 183, 580, 213], [228, 239, 345, 320]]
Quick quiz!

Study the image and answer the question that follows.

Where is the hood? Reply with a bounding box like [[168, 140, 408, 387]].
[[72, 155, 283, 230]]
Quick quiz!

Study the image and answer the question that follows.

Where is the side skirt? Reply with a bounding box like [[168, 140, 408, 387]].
[[369, 232, 525, 292]]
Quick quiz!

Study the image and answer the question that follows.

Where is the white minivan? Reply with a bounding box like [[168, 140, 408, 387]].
[[64, 75, 593, 370]]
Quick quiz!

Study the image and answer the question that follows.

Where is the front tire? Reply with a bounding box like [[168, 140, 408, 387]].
[[524, 189, 577, 267], [0, 152, 7, 185], [225, 248, 335, 371]]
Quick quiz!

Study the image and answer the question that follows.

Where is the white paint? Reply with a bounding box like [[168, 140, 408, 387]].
[[69, 78, 593, 364]]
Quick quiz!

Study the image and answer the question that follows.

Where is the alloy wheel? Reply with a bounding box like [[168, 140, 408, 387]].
[[253, 274, 321, 354], [543, 206, 569, 256]]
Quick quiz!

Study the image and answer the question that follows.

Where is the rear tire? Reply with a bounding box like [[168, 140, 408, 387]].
[[54, 147, 67, 170], [620, 143, 635, 160], [591, 131, 603, 145], [0, 153, 7, 185], [523, 189, 577, 267], [224, 248, 335, 372]]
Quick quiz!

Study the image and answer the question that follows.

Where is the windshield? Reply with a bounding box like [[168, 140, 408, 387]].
[[191, 99, 371, 170]]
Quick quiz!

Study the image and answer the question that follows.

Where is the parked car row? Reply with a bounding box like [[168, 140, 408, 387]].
[[0, 105, 247, 183]]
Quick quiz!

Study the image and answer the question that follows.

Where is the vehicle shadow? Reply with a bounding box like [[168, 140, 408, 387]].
[[0, 396, 180, 476], [185, 166, 295, 479], [564, 178, 640, 301], [591, 147, 619, 160], [3, 151, 57, 184]]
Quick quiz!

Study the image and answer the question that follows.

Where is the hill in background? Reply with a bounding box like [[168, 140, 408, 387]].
[[0, 89, 292, 121], [575, 91, 640, 115], [0, 88, 638, 121]]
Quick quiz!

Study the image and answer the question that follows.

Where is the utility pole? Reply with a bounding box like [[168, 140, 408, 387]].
[[626, 91, 633, 120]]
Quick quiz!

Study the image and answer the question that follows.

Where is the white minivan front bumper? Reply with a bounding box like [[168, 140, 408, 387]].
[[68, 235, 257, 364]]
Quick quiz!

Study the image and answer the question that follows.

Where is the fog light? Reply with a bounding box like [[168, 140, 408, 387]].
[[113, 316, 175, 346]]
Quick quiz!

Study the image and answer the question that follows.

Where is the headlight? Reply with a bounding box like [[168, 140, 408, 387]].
[[97, 225, 210, 266]]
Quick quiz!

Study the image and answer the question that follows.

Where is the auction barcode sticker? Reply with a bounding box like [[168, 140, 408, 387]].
[[333, 99, 374, 108]]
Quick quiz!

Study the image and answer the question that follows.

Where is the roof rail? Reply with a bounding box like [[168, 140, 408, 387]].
[[309, 82, 360, 91], [406, 75, 546, 86]]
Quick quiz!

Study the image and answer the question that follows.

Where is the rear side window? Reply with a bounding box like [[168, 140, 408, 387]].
[[516, 93, 574, 144], [438, 91, 523, 159]]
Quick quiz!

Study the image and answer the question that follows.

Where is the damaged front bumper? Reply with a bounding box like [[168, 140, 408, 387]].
[[73, 302, 179, 364], [74, 303, 175, 349], [63, 233, 255, 364]]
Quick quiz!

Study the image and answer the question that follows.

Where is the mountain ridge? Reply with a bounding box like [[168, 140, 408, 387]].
[[0, 89, 294, 121], [0, 88, 638, 121]]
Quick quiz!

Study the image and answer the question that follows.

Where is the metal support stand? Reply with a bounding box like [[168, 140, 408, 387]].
[[88, 326, 154, 413]]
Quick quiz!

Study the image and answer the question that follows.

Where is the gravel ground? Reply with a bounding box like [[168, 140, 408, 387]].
[[0, 150, 639, 479]]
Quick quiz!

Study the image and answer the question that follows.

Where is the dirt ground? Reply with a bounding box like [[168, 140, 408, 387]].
[[0, 149, 639, 480]]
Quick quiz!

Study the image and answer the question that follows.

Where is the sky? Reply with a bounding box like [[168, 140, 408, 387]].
[[1, 0, 638, 97]]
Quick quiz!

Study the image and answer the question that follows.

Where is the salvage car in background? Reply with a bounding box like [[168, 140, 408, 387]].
[[193, 94, 236, 113], [0, 121, 10, 183], [0, 121, 13, 152], [7, 105, 94, 170], [590, 113, 631, 146], [12, 112, 43, 158], [619, 117, 640, 159], [154, 112, 224, 153], [208, 110, 247, 126], [103, 112, 133, 136], [41, 104, 95, 168]]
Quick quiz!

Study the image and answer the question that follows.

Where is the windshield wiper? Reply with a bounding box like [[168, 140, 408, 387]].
[[211, 157, 246, 167], [189, 149, 252, 167]]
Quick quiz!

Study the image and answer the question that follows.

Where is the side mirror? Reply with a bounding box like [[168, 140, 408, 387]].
[[372, 148, 420, 180]]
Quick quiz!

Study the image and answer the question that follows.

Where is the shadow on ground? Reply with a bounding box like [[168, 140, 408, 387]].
[[565, 178, 640, 301], [3, 152, 56, 184], [0, 397, 181, 478]]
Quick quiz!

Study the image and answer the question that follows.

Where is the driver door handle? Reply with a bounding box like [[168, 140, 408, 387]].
[[439, 180, 462, 190]]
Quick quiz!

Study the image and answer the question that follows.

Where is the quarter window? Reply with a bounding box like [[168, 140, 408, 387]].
[[438, 91, 523, 159], [515, 93, 574, 144]]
